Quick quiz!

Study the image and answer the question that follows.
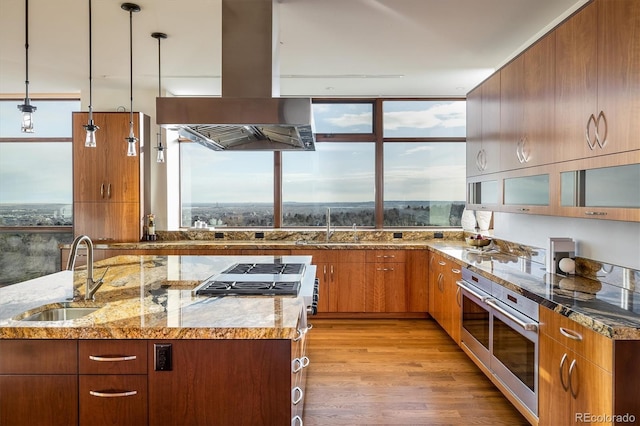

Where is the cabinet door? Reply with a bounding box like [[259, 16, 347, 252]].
[[405, 250, 428, 312], [481, 72, 501, 174], [428, 253, 446, 325], [539, 333, 573, 425], [0, 375, 79, 426], [596, 0, 640, 157], [365, 262, 406, 312], [332, 261, 367, 312], [500, 55, 525, 172], [73, 112, 141, 203], [554, 1, 598, 162], [571, 353, 613, 425], [74, 201, 141, 242], [444, 264, 462, 344], [466, 86, 483, 177]]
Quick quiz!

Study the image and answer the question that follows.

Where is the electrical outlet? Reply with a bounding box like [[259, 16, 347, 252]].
[[434, 232, 444, 239], [255, 232, 265, 239], [214, 232, 224, 239], [393, 232, 403, 239], [154, 343, 172, 371]]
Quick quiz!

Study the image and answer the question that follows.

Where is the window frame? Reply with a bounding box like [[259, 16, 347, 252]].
[[179, 97, 467, 229]]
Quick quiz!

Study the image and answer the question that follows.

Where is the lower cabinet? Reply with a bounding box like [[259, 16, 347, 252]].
[[0, 340, 78, 426], [538, 306, 640, 426], [147, 339, 294, 426], [428, 251, 462, 344], [78, 340, 148, 426]]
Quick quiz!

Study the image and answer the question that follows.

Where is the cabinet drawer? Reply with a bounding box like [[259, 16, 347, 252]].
[[79, 340, 147, 374], [79, 374, 147, 426], [539, 306, 612, 371], [0, 339, 77, 374], [365, 250, 406, 263]]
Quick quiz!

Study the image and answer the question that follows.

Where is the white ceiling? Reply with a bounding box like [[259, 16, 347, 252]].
[[0, 0, 588, 99]]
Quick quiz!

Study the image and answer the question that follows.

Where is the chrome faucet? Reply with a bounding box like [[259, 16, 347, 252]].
[[66, 235, 106, 300], [326, 207, 334, 242]]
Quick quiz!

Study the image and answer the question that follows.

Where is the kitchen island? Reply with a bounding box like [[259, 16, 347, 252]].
[[0, 254, 314, 426]]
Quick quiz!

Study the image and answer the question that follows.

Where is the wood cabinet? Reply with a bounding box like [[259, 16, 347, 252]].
[[555, 0, 640, 162], [302, 249, 367, 313], [147, 339, 293, 426], [365, 250, 406, 312], [0, 340, 79, 426], [73, 111, 149, 242], [501, 33, 555, 170], [428, 251, 462, 344], [466, 72, 501, 177], [539, 306, 613, 425], [78, 340, 148, 426]]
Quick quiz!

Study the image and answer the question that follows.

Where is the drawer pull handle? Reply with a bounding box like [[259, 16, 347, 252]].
[[292, 386, 303, 405], [451, 268, 460, 274], [559, 327, 583, 341], [90, 390, 137, 398], [438, 260, 446, 266], [89, 355, 137, 362], [292, 415, 303, 426]]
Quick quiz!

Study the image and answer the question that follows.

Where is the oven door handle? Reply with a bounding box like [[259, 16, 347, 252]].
[[485, 299, 538, 332], [457, 280, 491, 303]]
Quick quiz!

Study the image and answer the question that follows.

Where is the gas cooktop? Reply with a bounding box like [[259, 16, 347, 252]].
[[194, 262, 306, 297]]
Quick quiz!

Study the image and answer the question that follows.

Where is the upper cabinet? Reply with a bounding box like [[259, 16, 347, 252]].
[[555, 0, 640, 161], [501, 33, 555, 170], [466, 0, 640, 222], [466, 72, 501, 177], [73, 112, 149, 241]]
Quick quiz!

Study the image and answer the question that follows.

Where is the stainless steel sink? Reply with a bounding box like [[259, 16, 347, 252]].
[[14, 302, 102, 322]]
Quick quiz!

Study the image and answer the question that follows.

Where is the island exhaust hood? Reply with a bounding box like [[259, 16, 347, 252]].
[[156, 0, 315, 151]]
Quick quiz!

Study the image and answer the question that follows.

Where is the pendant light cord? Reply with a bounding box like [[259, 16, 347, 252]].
[[88, 0, 93, 119], [128, 7, 134, 134], [24, 0, 30, 102]]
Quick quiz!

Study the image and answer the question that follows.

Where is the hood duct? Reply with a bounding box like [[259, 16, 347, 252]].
[[156, 0, 315, 151]]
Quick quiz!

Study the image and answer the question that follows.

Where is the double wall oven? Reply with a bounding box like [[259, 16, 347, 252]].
[[457, 268, 539, 417]]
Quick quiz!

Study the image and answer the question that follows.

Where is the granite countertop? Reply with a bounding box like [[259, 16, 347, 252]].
[[428, 241, 640, 340], [6, 237, 640, 341], [0, 255, 311, 340]]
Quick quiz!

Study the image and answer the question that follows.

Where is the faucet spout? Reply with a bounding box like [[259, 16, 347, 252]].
[[67, 235, 104, 300]]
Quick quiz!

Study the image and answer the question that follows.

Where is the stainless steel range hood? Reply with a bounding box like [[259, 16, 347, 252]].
[[156, 0, 315, 151]]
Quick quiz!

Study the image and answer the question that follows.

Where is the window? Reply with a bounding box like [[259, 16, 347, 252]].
[[282, 142, 375, 227], [178, 98, 466, 229], [0, 99, 78, 286], [384, 142, 466, 226], [180, 142, 274, 227]]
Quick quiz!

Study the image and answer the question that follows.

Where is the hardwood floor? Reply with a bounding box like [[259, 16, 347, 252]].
[[303, 319, 529, 425]]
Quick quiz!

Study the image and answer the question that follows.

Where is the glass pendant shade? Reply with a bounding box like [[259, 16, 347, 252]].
[[84, 119, 99, 147], [156, 145, 165, 163], [19, 104, 35, 133], [126, 125, 137, 156]]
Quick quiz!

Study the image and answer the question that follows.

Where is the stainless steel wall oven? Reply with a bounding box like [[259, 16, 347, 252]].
[[457, 268, 539, 417]]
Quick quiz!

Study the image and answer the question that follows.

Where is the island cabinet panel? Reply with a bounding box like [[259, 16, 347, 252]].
[[147, 339, 292, 426], [0, 339, 79, 426]]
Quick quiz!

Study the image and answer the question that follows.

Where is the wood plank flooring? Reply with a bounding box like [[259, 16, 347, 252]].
[[303, 319, 529, 425]]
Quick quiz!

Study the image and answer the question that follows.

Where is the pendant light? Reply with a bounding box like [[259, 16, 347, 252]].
[[121, 3, 140, 157], [83, 0, 99, 147], [151, 32, 167, 163], [17, 0, 36, 133]]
